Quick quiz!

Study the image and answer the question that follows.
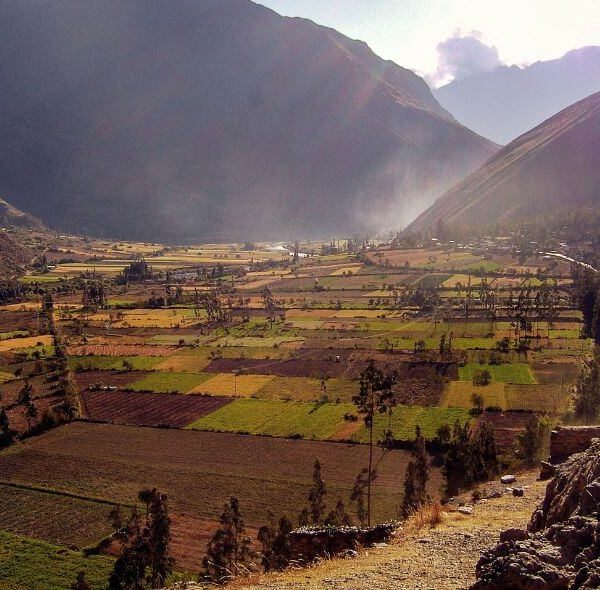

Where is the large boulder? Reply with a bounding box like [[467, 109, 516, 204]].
[[472, 439, 600, 589]]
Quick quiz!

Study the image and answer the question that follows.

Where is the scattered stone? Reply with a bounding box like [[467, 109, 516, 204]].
[[512, 487, 524, 497], [500, 475, 516, 484], [458, 506, 473, 515]]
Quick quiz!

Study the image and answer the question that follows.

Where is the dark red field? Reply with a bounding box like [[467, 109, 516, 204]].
[[81, 390, 232, 427], [73, 370, 142, 390]]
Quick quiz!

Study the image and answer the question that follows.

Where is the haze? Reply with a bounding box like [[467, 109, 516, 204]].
[[257, 0, 600, 84]]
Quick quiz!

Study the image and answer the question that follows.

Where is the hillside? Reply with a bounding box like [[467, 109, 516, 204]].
[[0, 0, 496, 242], [0, 198, 43, 230], [408, 91, 600, 233], [0, 233, 33, 278], [230, 473, 545, 590], [434, 46, 600, 145]]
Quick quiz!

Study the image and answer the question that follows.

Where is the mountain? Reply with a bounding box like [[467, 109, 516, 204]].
[[0, 233, 33, 278], [434, 46, 600, 145], [407, 91, 600, 234], [0, 198, 43, 230], [0, 0, 496, 242]]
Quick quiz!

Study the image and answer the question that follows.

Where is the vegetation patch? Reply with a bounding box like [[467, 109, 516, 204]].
[[352, 406, 471, 443], [186, 398, 354, 440], [458, 363, 536, 384], [128, 371, 212, 393], [0, 530, 114, 590]]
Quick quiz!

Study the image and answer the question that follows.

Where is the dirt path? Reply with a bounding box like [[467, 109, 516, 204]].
[[235, 473, 546, 590]]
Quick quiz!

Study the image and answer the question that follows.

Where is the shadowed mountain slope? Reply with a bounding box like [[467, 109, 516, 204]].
[[0, 0, 496, 241], [408, 91, 600, 234]]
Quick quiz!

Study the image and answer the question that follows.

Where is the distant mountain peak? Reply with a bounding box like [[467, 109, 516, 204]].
[[434, 45, 600, 145]]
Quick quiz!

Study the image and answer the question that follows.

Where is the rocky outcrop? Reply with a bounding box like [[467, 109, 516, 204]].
[[550, 427, 600, 465], [472, 439, 600, 589]]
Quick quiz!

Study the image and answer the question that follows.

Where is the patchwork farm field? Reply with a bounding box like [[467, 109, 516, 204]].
[[0, 235, 590, 585]]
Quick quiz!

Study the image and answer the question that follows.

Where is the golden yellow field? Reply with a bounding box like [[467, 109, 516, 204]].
[[190, 373, 274, 396]]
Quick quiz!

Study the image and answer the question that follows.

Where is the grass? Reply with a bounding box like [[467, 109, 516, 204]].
[[68, 356, 163, 372], [457, 363, 536, 384], [256, 376, 357, 403], [128, 372, 212, 393], [186, 399, 356, 440], [0, 331, 29, 341], [0, 530, 113, 590], [192, 373, 274, 396], [440, 381, 508, 410], [352, 406, 471, 443]]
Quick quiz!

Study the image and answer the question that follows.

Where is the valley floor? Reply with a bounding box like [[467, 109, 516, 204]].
[[234, 472, 545, 590]]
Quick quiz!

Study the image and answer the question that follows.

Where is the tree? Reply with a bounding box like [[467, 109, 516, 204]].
[[0, 407, 13, 449], [146, 489, 174, 587], [257, 513, 292, 572], [575, 353, 600, 423], [108, 505, 125, 534], [108, 489, 173, 590], [471, 393, 484, 415], [203, 497, 251, 584], [71, 571, 91, 590], [472, 369, 491, 386], [352, 361, 397, 526], [307, 458, 326, 525], [442, 420, 498, 497], [17, 381, 33, 407], [324, 500, 353, 527], [517, 416, 551, 466], [350, 469, 368, 526], [401, 427, 429, 517], [25, 400, 38, 431]]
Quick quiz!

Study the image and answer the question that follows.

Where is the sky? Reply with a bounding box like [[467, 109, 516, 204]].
[[256, 0, 600, 86]]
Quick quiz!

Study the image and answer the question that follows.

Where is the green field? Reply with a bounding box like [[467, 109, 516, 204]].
[[128, 371, 212, 393], [0, 531, 113, 590], [353, 406, 472, 443], [187, 398, 356, 440], [458, 363, 536, 384]]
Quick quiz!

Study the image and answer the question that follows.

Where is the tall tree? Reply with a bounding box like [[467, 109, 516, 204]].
[[352, 361, 397, 526], [203, 497, 251, 584], [575, 352, 600, 423], [401, 426, 429, 517], [307, 458, 327, 525]]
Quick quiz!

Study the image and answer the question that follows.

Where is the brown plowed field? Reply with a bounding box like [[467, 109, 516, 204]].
[[73, 370, 143, 390], [81, 391, 232, 427], [0, 423, 429, 529], [203, 357, 351, 378]]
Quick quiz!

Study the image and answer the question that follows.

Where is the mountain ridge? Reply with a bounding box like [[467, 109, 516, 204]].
[[407, 91, 600, 233], [0, 0, 496, 241]]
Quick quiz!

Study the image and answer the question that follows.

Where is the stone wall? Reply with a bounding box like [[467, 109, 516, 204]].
[[549, 425, 600, 464], [288, 523, 398, 564]]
